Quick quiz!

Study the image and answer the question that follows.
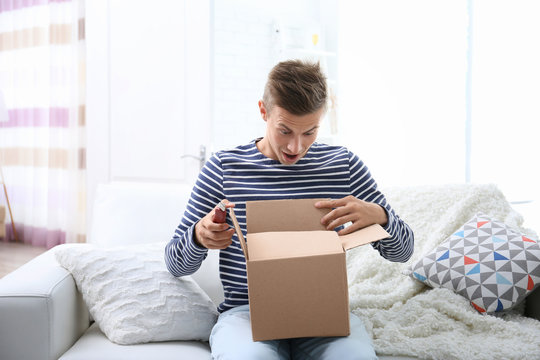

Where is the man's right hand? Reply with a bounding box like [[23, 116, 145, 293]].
[[194, 200, 236, 249]]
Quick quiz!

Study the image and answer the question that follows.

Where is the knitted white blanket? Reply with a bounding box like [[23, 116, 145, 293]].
[[347, 184, 540, 360]]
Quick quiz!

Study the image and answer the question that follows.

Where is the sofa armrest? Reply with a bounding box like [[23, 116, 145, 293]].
[[0, 245, 91, 360]]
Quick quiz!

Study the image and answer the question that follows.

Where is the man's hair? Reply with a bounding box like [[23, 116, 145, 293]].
[[262, 59, 327, 115]]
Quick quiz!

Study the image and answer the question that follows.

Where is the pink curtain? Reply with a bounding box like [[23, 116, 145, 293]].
[[0, 0, 86, 248]]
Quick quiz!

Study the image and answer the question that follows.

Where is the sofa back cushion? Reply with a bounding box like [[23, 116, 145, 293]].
[[89, 181, 192, 246]]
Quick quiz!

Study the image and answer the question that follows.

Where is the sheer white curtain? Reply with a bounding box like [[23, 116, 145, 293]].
[[0, 0, 86, 248]]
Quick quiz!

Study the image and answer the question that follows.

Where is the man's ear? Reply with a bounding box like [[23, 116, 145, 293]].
[[258, 100, 268, 121]]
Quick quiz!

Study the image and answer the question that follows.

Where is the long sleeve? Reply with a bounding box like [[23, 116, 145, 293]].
[[348, 152, 414, 262], [164, 154, 226, 277]]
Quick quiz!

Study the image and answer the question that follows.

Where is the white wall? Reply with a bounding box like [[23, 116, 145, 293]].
[[337, 0, 540, 232], [470, 0, 540, 231], [470, 0, 540, 202], [338, 1, 468, 188], [211, 0, 338, 152], [85, 1, 540, 233], [85, 0, 332, 234]]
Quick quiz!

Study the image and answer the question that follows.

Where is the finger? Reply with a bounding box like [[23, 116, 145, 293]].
[[314, 198, 342, 209], [220, 199, 235, 208], [315, 196, 356, 213], [206, 233, 234, 246], [212, 228, 236, 242], [199, 228, 234, 248], [207, 229, 235, 247], [337, 221, 362, 236], [321, 206, 353, 225], [326, 214, 357, 231], [204, 227, 235, 242], [206, 221, 231, 232], [204, 238, 233, 250]]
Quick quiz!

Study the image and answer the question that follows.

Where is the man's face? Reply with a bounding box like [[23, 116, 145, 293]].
[[257, 101, 324, 165]]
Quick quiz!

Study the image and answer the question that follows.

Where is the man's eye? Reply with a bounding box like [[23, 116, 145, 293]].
[[280, 130, 290, 135]]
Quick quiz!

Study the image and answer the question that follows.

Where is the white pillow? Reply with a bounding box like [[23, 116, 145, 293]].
[[55, 243, 218, 345]]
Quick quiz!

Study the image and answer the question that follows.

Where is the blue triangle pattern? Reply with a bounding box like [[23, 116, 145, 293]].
[[492, 236, 506, 243], [496, 273, 512, 285], [494, 252, 509, 261], [466, 263, 481, 275], [496, 299, 504, 312], [413, 272, 427, 282], [454, 230, 465, 238], [437, 250, 450, 261]]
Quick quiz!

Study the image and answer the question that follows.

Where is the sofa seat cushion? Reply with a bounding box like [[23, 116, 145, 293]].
[[60, 324, 419, 360], [59, 323, 212, 360]]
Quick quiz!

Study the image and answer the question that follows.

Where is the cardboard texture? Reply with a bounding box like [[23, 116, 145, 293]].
[[229, 198, 390, 341]]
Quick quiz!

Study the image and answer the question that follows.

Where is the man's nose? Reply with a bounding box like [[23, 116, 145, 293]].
[[287, 137, 302, 154]]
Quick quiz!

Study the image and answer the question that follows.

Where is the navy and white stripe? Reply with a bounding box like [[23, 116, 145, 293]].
[[165, 139, 414, 313]]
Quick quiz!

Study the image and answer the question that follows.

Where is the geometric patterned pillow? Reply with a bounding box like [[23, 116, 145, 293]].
[[405, 212, 540, 313]]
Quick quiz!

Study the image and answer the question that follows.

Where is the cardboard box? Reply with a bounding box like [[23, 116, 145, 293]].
[[229, 198, 390, 341]]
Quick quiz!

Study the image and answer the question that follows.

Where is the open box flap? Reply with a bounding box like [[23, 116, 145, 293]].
[[247, 230, 342, 260], [229, 208, 248, 260], [340, 224, 390, 251], [246, 198, 330, 233], [230, 200, 390, 258]]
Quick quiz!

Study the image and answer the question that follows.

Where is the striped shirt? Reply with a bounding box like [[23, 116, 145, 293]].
[[165, 140, 414, 313]]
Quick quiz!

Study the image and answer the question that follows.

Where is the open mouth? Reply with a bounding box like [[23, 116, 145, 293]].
[[283, 152, 299, 163]]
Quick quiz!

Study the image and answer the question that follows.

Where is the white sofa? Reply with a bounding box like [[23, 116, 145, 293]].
[[0, 182, 538, 360]]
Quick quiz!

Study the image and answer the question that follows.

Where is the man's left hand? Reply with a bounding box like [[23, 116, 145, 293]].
[[314, 195, 388, 235]]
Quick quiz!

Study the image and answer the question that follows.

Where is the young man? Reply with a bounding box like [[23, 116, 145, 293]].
[[165, 60, 414, 360]]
